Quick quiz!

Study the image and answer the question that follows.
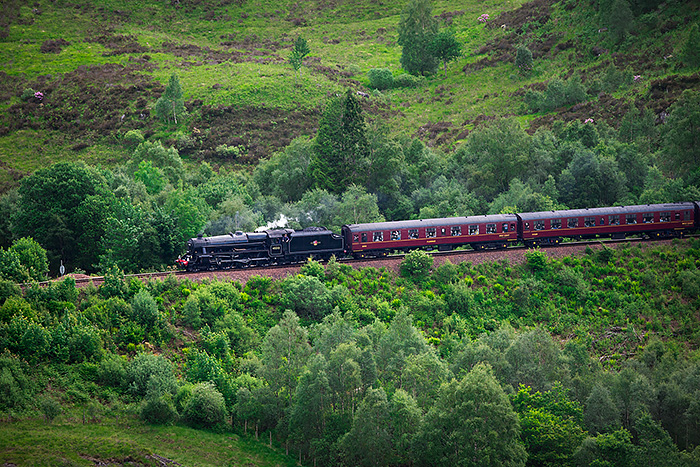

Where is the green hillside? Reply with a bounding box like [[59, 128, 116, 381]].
[[1, 0, 698, 189], [2, 2, 700, 464]]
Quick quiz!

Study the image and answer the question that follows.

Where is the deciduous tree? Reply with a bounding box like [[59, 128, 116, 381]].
[[155, 74, 186, 124], [416, 363, 527, 467]]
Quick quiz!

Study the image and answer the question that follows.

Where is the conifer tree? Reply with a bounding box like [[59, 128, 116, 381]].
[[397, 0, 438, 75], [311, 90, 370, 192]]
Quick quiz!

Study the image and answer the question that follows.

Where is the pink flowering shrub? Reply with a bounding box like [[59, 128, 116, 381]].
[[478, 13, 489, 23]]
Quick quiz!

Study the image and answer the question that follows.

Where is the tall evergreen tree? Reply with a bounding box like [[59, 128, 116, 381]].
[[397, 0, 439, 75], [311, 90, 370, 193]]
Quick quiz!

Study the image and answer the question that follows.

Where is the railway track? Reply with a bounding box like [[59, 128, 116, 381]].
[[38, 235, 692, 289]]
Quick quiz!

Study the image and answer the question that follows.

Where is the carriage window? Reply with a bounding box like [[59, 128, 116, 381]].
[[441, 228, 446, 235], [534, 220, 545, 231], [643, 213, 654, 224], [486, 224, 497, 234], [551, 219, 562, 229], [626, 214, 637, 224], [469, 225, 479, 235], [567, 218, 579, 228], [660, 212, 671, 222], [353, 234, 359, 243], [600, 217, 605, 225], [685, 211, 692, 221], [373, 232, 383, 242], [361, 233, 367, 242], [426, 228, 436, 238], [675, 213, 681, 220], [524, 222, 530, 230], [408, 229, 419, 239], [585, 217, 596, 227], [502, 223, 509, 232], [511, 223, 516, 231], [451, 226, 461, 236], [391, 230, 401, 240], [609, 215, 620, 225]]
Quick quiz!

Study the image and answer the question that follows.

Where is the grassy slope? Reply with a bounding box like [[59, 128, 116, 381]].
[[0, 413, 295, 466], [2, 0, 697, 190]]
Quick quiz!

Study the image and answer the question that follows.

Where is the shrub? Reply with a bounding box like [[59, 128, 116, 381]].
[[215, 144, 244, 158], [0, 356, 33, 411], [525, 75, 587, 113], [182, 381, 227, 429], [39, 396, 62, 423], [515, 46, 533, 72], [140, 394, 178, 425], [394, 73, 425, 88], [367, 68, 394, 90], [20, 88, 36, 101], [123, 129, 145, 147], [123, 353, 178, 399], [280, 274, 331, 320], [681, 23, 700, 69], [300, 258, 325, 279], [98, 353, 127, 387], [400, 250, 434, 282], [525, 249, 548, 272], [131, 289, 159, 329]]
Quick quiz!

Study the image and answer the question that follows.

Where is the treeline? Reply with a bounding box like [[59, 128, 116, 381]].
[[1, 241, 700, 465], [1, 87, 699, 277]]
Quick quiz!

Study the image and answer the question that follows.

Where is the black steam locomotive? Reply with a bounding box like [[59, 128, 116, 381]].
[[176, 227, 344, 271], [176, 201, 700, 271]]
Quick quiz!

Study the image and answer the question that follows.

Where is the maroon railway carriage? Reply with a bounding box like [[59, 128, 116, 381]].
[[342, 214, 518, 258], [517, 202, 696, 247]]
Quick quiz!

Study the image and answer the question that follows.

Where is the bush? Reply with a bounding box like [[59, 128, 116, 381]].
[[39, 396, 62, 423], [280, 274, 331, 320], [123, 129, 145, 147], [182, 381, 227, 429], [215, 144, 244, 158], [299, 258, 325, 279], [131, 289, 159, 329], [123, 353, 178, 399], [98, 353, 127, 387], [140, 394, 178, 425], [525, 249, 548, 273], [394, 73, 425, 88], [400, 250, 434, 282], [525, 75, 587, 113], [367, 68, 394, 90], [20, 88, 36, 101], [515, 46, 533, 72]]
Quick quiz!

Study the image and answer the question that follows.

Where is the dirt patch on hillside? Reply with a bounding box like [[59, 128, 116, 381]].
[[1, 63, 161, 143], [464, 0, 562, 74], [40, 38, 71, 54], [645, 73, 700, 116], [194, 105, 322, 162], [86, 32, 149, 56]]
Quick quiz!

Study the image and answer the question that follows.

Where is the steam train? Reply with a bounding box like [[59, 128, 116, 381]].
[[176, 202, 700, 272]]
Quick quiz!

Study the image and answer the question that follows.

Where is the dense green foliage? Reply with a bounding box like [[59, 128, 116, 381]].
[[1, 0, 700, 464], [1, 240, 700, 465]]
